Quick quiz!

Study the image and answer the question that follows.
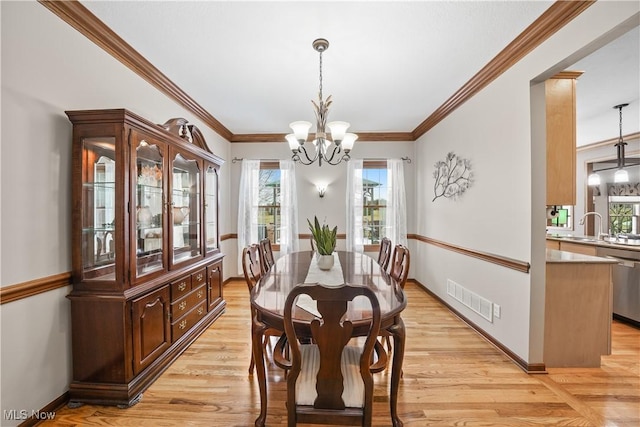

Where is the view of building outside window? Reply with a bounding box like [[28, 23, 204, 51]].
[[258, 168, 281, 243], [363, 167, 388, 244]]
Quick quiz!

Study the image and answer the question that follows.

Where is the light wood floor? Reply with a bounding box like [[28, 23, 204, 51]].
[[41, 280, 639, 426]]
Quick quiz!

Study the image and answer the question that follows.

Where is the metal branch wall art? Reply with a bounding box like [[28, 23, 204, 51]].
[[432, 152, 474, 202]]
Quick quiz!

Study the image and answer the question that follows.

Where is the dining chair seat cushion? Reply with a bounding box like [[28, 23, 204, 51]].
[[295, 344, 364, 408]]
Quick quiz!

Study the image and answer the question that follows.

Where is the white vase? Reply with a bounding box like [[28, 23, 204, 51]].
[[317, 254, 334, 271], [137, 206, 152, 227]]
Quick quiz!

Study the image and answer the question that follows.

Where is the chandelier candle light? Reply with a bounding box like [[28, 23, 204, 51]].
[[286, 38, 357, 166]]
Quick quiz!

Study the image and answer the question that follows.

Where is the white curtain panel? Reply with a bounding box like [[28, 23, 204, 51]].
[[279, 160, 300, 255], [346, 159, 364, 253], [386, 158, 408, 247], [237, 159, 260, 274]]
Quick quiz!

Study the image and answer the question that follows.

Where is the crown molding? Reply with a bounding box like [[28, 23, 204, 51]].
[[550, 71, 584, 80], [230, 132, 414, 143], [40, 0, 594, 144], [38, 0, 234, 141], [577, 132, 640, 152], [412, 1, 595, 140]]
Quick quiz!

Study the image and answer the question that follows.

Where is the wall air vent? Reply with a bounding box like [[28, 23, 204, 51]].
[[447, 279, 494, 322]]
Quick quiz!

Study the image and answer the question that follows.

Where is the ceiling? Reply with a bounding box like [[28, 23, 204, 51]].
[[80, 1, 639, 147]]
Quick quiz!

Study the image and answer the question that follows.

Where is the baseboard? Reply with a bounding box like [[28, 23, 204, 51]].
[[17, 392, 68, 427]]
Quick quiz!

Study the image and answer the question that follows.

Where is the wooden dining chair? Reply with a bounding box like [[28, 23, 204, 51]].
[[381, 244, 410, 353], [377, 237, 392, 271], [274, 283, 381, 427], [309, 236, 316, 252], [389, 244, 410, 289], [258, 238, 275, 274], [242, 244, 285, 374]]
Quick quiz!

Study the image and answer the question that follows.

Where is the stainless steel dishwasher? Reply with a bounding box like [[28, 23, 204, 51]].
[[596, 245, 640, 327]]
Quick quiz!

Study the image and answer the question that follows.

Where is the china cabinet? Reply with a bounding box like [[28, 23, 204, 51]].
[[66, 109, 224, 407]]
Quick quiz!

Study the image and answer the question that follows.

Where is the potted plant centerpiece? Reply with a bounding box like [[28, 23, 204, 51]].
[[307, 216, 337, 270]]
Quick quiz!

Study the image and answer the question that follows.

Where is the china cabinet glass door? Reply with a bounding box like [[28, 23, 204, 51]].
[[135, 139, 165, 277], [82, 137, 116, 282], [205, 163, 219, 253], [171, 151, 201, 264]]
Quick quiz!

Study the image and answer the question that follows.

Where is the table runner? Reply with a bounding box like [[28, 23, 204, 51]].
[[297, 252, 344, 316], [303, 252, 344, 286]]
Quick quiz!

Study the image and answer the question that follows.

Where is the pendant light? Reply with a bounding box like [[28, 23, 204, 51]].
[[587, 172, 601, 186], [613, 103, 629, 183]]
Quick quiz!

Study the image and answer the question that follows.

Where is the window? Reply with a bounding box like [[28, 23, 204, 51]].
[[347, 158, 406, 253], [362, 162, 388, 245], [609, 197, 639, 235], [546, 205, 573, 230], [258, 164, 281, 243]]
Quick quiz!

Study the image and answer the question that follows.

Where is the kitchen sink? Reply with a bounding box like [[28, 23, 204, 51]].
[[561, 236, 597, 242]]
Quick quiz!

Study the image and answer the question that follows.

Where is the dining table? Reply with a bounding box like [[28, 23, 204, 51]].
[[250, 250, 407, 427]]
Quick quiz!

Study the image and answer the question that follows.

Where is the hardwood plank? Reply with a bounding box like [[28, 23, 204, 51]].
[[39, 280, 640, 426]]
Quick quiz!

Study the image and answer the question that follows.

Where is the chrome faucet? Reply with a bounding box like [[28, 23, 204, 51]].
[[579, 212, 606, 240]]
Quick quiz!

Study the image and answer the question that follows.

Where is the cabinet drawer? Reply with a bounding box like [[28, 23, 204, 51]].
[[171, 276, 192, 300], [192, 268, 206, 288], [172, 301, 207, 342], [170, 283, 207, 319]]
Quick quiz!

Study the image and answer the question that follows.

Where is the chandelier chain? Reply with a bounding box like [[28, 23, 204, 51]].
[[618, 105, 623, 142], [318, 50, 323, 102]]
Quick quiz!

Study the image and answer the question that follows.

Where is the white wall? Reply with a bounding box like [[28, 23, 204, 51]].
[[228, 141, 416, 274], [1, 0, 639, 420], [0, 1, 230, 423], [413, 1, 639, 363]]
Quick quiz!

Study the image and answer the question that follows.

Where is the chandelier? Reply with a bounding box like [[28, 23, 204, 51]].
[[286, 38, 357, 166], [587, 103, 630, 185]]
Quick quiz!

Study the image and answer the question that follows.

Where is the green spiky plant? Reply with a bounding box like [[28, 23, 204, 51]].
[[307, 216, 337, 256]]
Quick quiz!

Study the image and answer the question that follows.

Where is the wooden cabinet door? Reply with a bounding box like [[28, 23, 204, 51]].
[[204, 162, 220, 255], [169, 147, 204, 268], [207, 261, 223, 311], [546, 72, 581, 206], [131, 129, 168, 284], [132, 285, 171, 375]]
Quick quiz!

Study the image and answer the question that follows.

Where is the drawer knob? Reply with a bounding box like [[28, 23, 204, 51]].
[[178, 282, 187, 292], [197, 307, 204, 315], [179, 320, 187, 330], [197, 290, 204, 299], [179, 301, 187, 311], [196, 273, 203, 281]]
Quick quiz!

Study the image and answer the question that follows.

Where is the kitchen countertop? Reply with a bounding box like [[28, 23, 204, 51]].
[[546, 234, 640, 252], [546, 248, 619, 264]]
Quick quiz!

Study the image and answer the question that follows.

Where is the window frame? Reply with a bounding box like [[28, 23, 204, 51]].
[[362, 160, 388, 252], [258, 161, 282, 250]]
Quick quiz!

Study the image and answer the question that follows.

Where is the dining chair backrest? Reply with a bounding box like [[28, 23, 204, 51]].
[[282, 283, 381, 426], [389, 244, 410, 289], [309, 237, 316, 252], [259, 238, 275, 274], [377, 237, 392, 271], [242, 244, 263, 292]]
